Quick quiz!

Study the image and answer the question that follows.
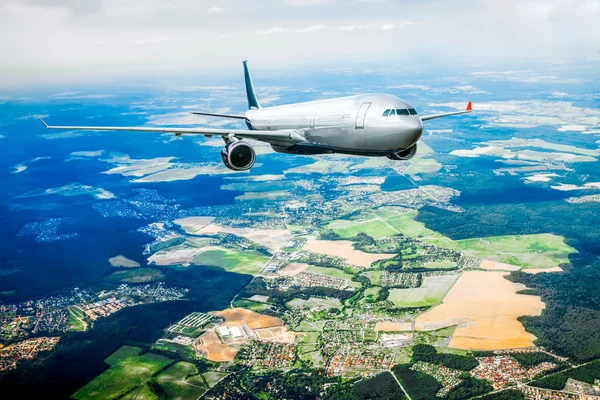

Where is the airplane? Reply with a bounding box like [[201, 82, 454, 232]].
[[38, 61, 472, 171]]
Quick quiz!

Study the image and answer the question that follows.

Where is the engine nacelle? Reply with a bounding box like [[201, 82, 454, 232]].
[[387, 144, 417, 161], [221, 141, 256, 171]]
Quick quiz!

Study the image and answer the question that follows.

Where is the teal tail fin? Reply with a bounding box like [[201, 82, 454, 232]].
[[243, 61, 261, 110]]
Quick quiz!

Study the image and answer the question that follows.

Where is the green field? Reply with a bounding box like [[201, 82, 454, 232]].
[[423, 261, 456, 269], [67, 306, 87, 331], [201, 371, 229, 387], [156, 362, 208, 400], [232, 299, 269, 311], [405, 157, 442, 175], [297, 319, 329, 332], [361, 270, 383, 286], [104, 346, 143, 366], [375, 210, 577, 269], [72, 347, 172, 400], [106, 268, 166, 284], [389, 274, 459, 308], [298, 332, 321, 353], [191, 247, 269, 275], [287, 297, 343, 309], [121, 385, 158, 400], [327, 218, 397, 238]]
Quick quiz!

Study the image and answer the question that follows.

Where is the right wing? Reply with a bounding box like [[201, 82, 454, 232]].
[[420, 102, 472, 121], [190, 111, 246, 119], [37, 117, 306, 147]]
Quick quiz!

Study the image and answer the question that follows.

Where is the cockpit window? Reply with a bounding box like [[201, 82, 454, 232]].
[[383, 108, 418, 117]]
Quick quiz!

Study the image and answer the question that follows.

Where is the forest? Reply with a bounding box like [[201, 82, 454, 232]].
[[412, 344, 479, 371]]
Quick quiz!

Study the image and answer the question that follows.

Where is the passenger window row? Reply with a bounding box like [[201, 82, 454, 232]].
[[382, 108, 417, 116]]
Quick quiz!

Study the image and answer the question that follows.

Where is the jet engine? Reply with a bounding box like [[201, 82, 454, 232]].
[[221, 141, 256, 171], [387, 144, 417, 161]]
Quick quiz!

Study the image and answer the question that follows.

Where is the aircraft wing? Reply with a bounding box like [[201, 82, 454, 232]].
[[37, 117, 306, 147], [190, 111, 246, 119], [420, 102, 472, 121]]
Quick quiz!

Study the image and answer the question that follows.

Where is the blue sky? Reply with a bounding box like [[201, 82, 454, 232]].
[[1, 0, 599, 89]]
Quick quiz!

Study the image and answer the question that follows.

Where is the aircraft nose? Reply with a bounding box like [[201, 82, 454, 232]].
[[404, 117, 423, 143]]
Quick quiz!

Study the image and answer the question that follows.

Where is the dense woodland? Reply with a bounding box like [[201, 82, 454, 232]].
[[324, 372, 405, 400], [392, 364, 442, 400], [530, 360, 600, 390], [509, 269, 600, 362], [510, 352, 561, 369], [480, 389, 526, 400], [412, 344, 479, 371]]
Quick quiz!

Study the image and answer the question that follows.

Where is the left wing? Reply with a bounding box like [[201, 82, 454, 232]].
[[37, 117, 306, 147], [420, 102, 472, 121]]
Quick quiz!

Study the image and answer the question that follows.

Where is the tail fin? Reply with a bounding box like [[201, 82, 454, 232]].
[[243, 60, 261, 110]]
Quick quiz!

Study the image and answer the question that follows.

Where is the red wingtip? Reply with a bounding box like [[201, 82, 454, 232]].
[[466, 102, 472, 111]]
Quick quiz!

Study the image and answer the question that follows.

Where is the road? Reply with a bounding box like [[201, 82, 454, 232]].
[[390, 369, 413, 400]]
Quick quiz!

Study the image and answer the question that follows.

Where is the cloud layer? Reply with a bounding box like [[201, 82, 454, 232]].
[[2, 0, 599, 88]]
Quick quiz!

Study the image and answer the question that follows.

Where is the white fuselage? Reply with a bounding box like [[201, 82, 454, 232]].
[[245, 94, 423, 156]]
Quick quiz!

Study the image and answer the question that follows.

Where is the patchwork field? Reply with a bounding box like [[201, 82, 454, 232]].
[[371, 209, 576, 270], [388, 274, 459, 308], [191, 248, 269, 275], [303, 238, 394, 268], [156, 362, 208, 400], [415, 271, 545, 350], [327, 218, 397, 238], [72, 347, 172, 400]]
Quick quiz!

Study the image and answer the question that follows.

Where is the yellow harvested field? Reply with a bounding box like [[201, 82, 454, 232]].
[[374, 322, 413, 332], [194, 330, 237, 362], [479, 260, 520, 272], [278, 263, 309, 276], [415, 271, 545, 351], [303, 238, 394, 268], [173, 216, 215, 233], [212, 308, 283, 330], [523, 266, 563, 274], [194, 223, 290, 252]]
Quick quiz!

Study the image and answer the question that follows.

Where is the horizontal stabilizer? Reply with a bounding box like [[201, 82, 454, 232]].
[[191, 111, 246, 120]]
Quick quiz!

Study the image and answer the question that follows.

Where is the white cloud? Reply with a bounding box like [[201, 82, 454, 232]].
[[297, 24, 325, 33], [259, 26, 291, 35], [0, 0, 599, 88], [259, 25, 325, 35], [430, 100, 600, 129]]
